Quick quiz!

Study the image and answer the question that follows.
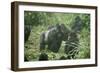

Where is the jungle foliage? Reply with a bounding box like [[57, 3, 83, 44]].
[[24, 11, 90, 61]]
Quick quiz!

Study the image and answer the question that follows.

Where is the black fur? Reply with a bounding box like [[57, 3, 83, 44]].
[[40, 24, 68, 53]]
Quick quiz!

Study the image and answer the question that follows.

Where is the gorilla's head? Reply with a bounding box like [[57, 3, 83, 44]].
[[59, 24, 69, 41], [53, 24, 69, 41], [71, 16, 83, 33]]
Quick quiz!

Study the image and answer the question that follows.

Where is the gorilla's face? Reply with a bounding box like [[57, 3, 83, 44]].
[[51, 24, 69, 41], [59, 24, 69, 41]]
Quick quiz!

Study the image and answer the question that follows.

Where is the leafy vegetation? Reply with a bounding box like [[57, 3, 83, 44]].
[[24, 11, 90, 61]]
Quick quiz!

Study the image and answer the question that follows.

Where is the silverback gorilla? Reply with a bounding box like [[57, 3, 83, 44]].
[[40, 24, 68, 53], [39, 16, 83, 60]]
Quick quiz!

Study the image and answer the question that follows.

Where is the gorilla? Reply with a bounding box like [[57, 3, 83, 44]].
[[64, 16, 83, 59], [71, 16, 83, 33], [40, 24, 68, 53], [39, 16, 83, 59]]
